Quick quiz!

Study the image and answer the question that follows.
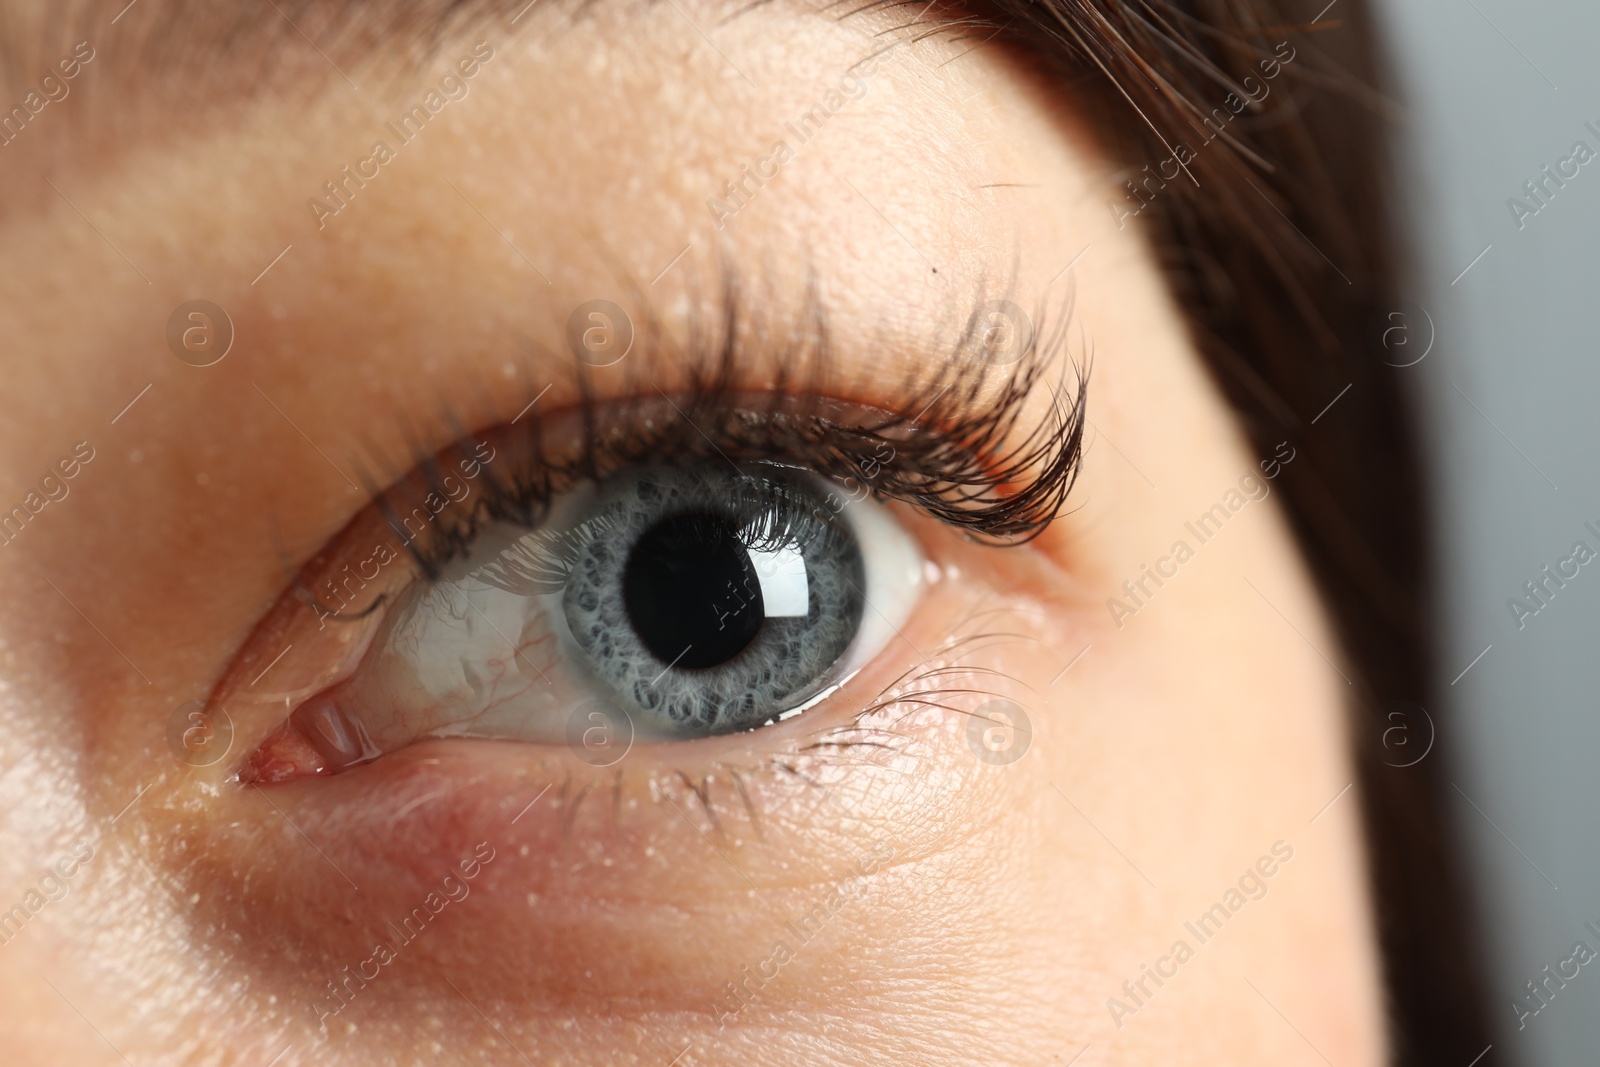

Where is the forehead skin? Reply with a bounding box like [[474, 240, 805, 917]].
[[0, 2, 1383, 1065]]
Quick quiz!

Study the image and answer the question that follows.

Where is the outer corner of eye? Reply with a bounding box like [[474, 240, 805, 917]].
[[239, 459, 929, 783]]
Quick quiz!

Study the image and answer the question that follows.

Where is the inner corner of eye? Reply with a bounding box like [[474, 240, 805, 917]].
[[244, 460, 927, 783]]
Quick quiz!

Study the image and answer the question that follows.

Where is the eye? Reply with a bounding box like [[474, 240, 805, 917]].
[[245, 457, 923, 779], [228, 343, 1086, 784]]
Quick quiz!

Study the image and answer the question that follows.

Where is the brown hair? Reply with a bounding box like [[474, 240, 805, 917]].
[[945, 0, 1494, 1059]]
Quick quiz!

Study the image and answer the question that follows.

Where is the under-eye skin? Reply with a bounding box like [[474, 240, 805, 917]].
[[232, 305, 1088, 784]]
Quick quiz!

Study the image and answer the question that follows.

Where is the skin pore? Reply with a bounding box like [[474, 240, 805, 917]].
[[0, 2, 1385, 1064]]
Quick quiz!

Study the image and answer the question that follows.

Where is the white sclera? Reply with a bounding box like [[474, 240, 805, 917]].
[[829, 488, 924, 679]]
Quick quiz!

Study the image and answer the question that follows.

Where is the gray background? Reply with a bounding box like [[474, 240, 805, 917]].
[[1380, 0, 1600, 1060]]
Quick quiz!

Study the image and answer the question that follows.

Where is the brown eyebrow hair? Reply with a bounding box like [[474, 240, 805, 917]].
[[0, 0, 917, 152], [2, 0, 538, 89], [4, 0, 956, 93]]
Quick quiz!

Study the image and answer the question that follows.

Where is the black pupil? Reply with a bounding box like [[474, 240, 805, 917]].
[[623, 511, 766, 670]]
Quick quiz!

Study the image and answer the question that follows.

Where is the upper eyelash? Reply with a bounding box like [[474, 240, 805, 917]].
[[360, 271, 1089, 578]]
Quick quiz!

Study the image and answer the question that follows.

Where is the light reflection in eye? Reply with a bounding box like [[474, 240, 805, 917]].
[[744, 542, 810, 618]]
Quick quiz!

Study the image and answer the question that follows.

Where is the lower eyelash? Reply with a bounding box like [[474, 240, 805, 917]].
[[457, 589, 1028, 832], [651, 615, 1037, 837]]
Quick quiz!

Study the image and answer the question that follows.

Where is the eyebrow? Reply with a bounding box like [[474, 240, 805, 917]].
[[0, 0, 954, 173], [5, 0, 545, 91], [8, 0, 946, 91]]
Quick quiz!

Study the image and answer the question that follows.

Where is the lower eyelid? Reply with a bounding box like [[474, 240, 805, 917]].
[[206, 564, 1051, 903], [176, 525, 1068, 1027]]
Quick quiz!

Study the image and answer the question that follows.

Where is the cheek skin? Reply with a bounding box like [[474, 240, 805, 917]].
[[1042, 338, 1384, 1062]]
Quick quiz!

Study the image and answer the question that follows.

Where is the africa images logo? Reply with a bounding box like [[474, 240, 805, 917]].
[[1106, 841, 1295, 1028], [309, 842, 496, 1030]]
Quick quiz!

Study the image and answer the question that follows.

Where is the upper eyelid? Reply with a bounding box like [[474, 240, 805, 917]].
[[373, 375, 1085, 582], [340, 278, 1087, 574]]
